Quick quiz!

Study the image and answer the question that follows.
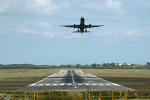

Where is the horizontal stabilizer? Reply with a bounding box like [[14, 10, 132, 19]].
[[84, 31, 90, 33], [73, 31, 81, 33], [73, 31, 90, 33]]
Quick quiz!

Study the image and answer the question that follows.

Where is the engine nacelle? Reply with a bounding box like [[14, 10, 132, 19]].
[[74, 24, 76, 28], [89, 24, 91, 28]]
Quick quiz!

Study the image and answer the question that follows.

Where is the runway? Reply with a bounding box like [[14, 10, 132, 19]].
[[18, 69, 134, 91]]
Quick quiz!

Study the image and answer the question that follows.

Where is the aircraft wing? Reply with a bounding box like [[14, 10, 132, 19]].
[[61, 25, 80, 28], [84, 25, 104, 28]]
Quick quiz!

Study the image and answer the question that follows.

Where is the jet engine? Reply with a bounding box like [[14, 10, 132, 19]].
[[89, 24, 91, 28], [74, 24, 76, 28]]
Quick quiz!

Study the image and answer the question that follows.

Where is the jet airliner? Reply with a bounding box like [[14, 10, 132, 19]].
[[61, 17, 104, 33]]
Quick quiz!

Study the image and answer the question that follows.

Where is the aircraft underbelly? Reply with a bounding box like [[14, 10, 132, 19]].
[[80, 28, 84, 33]]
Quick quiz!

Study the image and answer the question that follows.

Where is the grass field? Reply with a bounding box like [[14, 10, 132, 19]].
[[82, 69, 150, 90], [0, 69, 60, 88]]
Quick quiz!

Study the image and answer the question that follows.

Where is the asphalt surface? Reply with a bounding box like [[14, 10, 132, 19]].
[[17, 69, 134, 91]]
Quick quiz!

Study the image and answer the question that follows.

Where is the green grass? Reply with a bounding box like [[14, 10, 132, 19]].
[[82, 69, 150, 78], [0, 69, 60, 88], [82, 69, 150, 90]]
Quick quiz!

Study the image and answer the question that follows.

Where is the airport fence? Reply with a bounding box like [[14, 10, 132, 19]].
[[0, 90, 150, 100]]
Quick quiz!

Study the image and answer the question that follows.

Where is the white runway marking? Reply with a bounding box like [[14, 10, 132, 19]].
[[29, 84, 36, 86], [92, 84, 96, 85], [99, 84, 104, 86], [60, 84, 65, 85], [55, 81, 60, 82], [106, 84, 111, 86], [88, 81, 93, 82], [39, 84, 43, 86], [71, 70, 75, 84], [78, 84, 82, 85], [67, 84, 72, 85], [112, 83, 121, 86], [85, 84, 89, 85], [53, 84, 57, 86], [46, 84, 50, 86]]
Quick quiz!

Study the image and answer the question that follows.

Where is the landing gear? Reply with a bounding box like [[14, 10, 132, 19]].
[[85, 28, 87, 32]]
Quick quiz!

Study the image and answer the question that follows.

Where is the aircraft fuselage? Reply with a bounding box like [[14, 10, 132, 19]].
[[80, 18, 85, 33]]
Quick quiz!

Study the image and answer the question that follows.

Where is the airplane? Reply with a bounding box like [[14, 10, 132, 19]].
[[61, 17, 104, 33]]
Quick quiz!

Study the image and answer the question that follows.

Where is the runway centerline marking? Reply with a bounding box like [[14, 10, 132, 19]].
[[71, 70, 75, 84]]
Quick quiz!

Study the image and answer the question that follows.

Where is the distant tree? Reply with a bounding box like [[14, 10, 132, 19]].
[[76, 64, 80, 68], [147, 62, 150, 65], [111, 62, 115, 67], [92, 63, 96, 68], [102, 63, 107, 67]]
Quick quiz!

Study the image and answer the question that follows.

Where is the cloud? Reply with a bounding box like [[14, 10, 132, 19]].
[[125, 27, 150, 37], [18, 28, 80, 38], [81, 0, 123, 13], [107, 0, 122, 12], [36, 22, 52, 27], [0, 0, 70, 15], [18, 28, 58, 38], [25, 0, 70, 14], [0, 2, 9, 13]]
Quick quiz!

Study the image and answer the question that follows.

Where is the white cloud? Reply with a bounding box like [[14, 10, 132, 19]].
[[26, 0, 70, 14], [36, 22, 52, 27], [107, 0, 122, 12], [126, 30, 135, 36], [0, 3, 9, 13], [81, 0, 123, 13], [18, 28, 80, 38], [125, 27, 150, 37], [18, 28, 58, 38], [0, 0, 70, 15]]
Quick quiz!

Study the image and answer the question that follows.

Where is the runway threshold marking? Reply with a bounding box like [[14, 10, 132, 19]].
[[60, 84, 65, 85], [88, 81, 93, 82], [88, 73, 122, 87], [55, 81, 60, 82], [106, 84, 111, 86], [39, 84, 43, 86], [67, 84, 72, 85]]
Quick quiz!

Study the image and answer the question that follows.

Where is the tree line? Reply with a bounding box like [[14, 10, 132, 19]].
[[0, 63, 150, 69]]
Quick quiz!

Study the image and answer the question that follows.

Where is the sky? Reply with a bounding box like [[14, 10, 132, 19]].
[[0, 0, 150, 65]]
